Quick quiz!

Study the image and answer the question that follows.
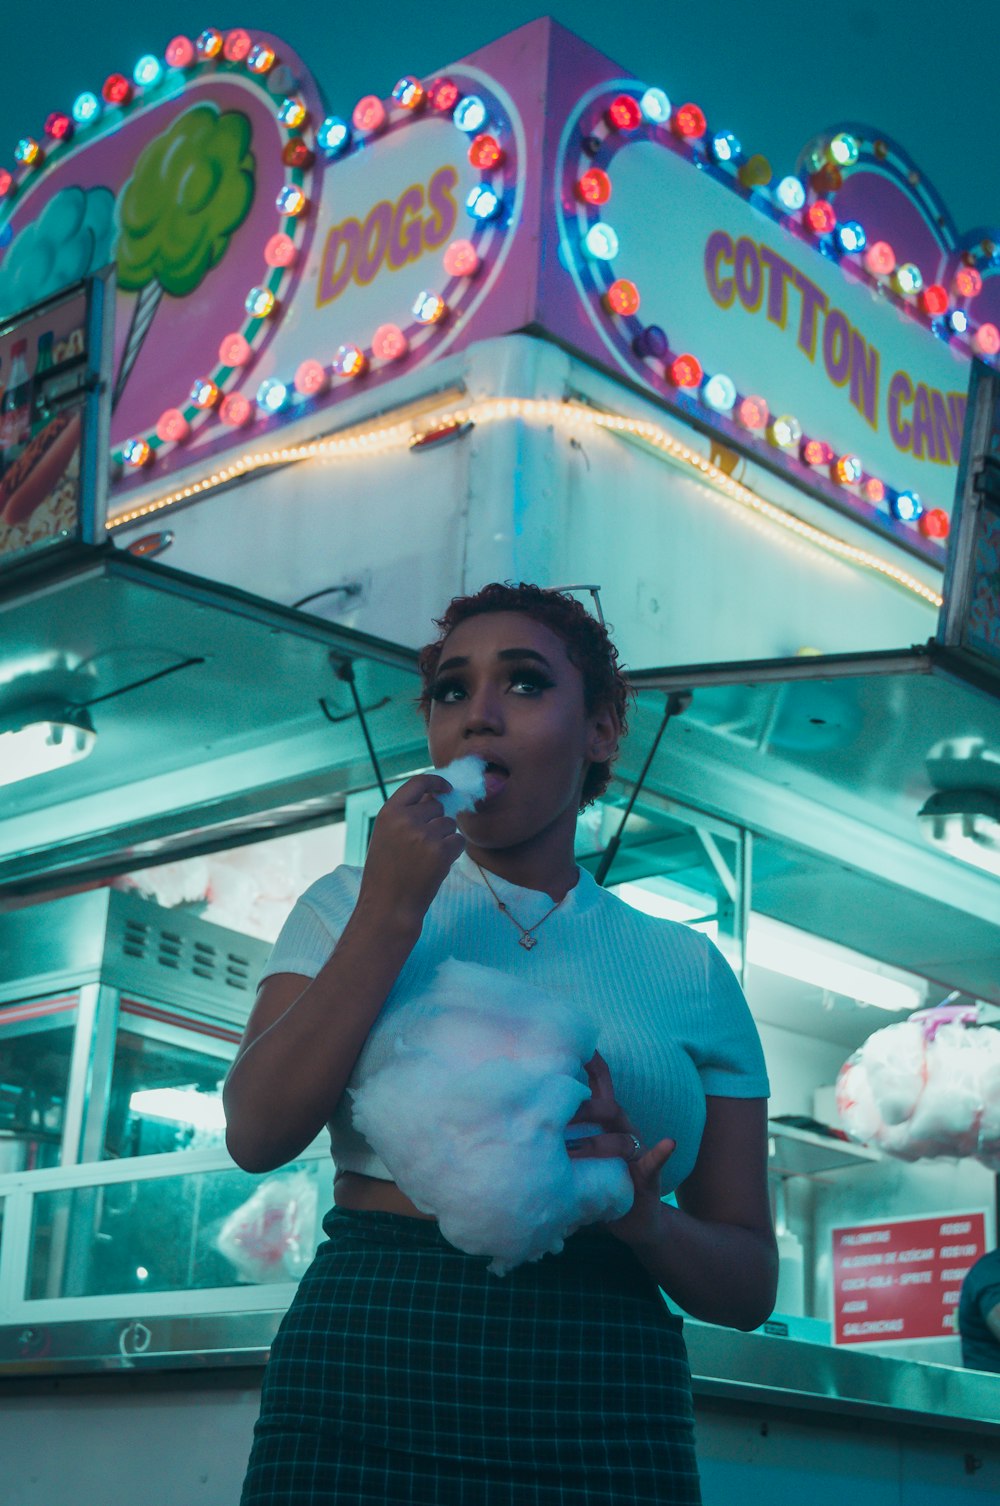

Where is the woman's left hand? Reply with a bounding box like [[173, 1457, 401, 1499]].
[[566, 1051, 675, 1246]]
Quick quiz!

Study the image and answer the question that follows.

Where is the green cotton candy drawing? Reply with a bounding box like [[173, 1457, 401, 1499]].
[[115, 104, 256, 297]]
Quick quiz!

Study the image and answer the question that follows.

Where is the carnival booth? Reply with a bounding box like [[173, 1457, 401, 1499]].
[[1, 17, 1000, 1502]]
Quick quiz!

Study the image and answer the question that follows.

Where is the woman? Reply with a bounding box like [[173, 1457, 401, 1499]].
[[227, 582, 777, 1505]]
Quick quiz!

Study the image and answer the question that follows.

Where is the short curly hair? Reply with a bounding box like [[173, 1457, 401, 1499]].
[[417, 582, 632, 809]]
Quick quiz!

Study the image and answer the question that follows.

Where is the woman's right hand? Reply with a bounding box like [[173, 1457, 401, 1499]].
[[357, 774, 465, 929]]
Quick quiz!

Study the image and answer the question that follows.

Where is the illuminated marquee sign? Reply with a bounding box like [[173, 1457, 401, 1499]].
[[541, 45, 1000, 562], [0, 19, 997, 565]]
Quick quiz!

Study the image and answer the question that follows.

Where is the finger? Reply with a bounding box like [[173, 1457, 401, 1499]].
[[566, 1132, 639, 1161], [423, 814, 459, 839], [584, 1051, 615, 1097], [398, 774, 453, 805], [635, 1139, 676, 1179]]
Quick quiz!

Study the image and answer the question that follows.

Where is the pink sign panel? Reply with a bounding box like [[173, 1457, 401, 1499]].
[[832, 1210, 988, 1345], [2, 20, 998, 565]]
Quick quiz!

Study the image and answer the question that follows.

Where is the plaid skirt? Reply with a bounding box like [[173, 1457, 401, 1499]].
[[241, 1207, 701, 1506]]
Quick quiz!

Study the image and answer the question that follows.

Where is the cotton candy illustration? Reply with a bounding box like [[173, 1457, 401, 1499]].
[[350, 958, 635, 1274]]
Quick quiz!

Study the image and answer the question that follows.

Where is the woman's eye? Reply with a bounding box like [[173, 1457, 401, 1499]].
[[509, 671, 554, 694], [428, 678, 465, 703]]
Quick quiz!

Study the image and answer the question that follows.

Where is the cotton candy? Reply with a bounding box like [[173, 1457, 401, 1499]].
[[434, 755, 487, 819], [837, 1007, 1000, 1169], [350, 958, 635, 1274]]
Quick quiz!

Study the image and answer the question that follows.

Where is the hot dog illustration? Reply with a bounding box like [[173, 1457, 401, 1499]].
[[0, 410, 81, 527]]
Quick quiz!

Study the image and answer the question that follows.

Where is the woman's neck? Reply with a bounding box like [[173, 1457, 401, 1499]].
[[462, 832, 580, 904]]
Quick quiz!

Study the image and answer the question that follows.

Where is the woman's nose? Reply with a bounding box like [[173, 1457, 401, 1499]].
[[462, 684, 504, 734]]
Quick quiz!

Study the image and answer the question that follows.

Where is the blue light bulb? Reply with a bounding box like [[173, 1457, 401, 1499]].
[[317, 116, 351, 156], [466, 185, 501, 221], [454, 95, 487, 133], [133, 55, 163, 88], [256, 378, 289, 413], [639, 87, 671, 125], [890, 490, 923, 522], [72, 92, 101, 126], [775, 176, 805, 212], [710, 131, 741, 164], [583, 222, 619, 260]]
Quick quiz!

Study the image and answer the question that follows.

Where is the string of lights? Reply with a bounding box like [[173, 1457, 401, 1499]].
[[106, 394, 944, 609]]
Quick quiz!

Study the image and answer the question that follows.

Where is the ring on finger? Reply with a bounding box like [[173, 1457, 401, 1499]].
[[627, 1134, 642, 1162]]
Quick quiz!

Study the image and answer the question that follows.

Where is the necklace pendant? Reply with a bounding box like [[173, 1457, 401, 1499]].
[[518, 932, 538, 951]]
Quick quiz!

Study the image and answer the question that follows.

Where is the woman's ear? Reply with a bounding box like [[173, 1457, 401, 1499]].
[[587, 703, 621, 765]]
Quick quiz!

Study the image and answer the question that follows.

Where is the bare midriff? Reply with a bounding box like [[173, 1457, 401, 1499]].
[[333, 1168, 437, 1220]]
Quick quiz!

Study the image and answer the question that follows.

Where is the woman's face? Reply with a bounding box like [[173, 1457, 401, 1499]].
[[425, 611, 617, 852]]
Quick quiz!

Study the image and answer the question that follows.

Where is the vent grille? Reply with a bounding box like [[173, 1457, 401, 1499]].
[[121, 917, 254, 992]]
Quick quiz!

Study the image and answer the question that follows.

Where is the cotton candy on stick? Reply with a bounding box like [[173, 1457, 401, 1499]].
[[434, 754, 487, 818], [350, 958, 635, 1275]]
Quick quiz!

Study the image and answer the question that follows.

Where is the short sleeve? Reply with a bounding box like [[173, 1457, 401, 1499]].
[[259, 865, 363, 984], [698, 936, 771, 1098]]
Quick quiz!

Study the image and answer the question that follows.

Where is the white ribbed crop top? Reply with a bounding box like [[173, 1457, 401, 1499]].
[[260, 852, 770, 1192]]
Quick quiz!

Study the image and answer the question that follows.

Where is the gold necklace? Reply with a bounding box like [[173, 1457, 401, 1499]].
[[473, 861, 565, 950]]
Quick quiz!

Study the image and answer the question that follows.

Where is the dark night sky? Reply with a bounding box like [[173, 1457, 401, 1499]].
[[3, 2, 999, 237]]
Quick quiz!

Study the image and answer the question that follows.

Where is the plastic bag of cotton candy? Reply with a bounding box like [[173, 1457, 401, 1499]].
[[836, 1004, 1000, 1170], [349, 958, 635, 1275]]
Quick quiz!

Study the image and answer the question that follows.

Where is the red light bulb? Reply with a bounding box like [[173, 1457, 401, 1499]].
[[220, 393, 253, 427], [156, 409, 191, 443], [801, 438, 832, 466], [974, 323, 1000, 356], [805, 200, 836, 234], [45, 112, 73, 141], [863, 240, 895, 276], [577, 168, 611, 205], [919, 284, 948, 316], [223, 29, 252, 62], [218, 332, 251, 366], [264, 233, 296, 268], [607, 95, 642, 131], [605, 279, 640, 316], [352, 95, 386, 132], [919, 508, 949, 539], [672, 103, 707, 139], [372, 324, 408, 361], [953, 266, 983, 299], [429, 78, 460, 112], [165, 36, 195, 68], [443, 240, 479, 277], [669, 353, 703, 387], [102, 74, 132, 105], [282, 139, 314, 169], [468, 134, 503, 170], [737, 395, 769, 429]]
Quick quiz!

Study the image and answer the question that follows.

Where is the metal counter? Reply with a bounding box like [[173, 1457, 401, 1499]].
[[2, 1302, 998, 1438]]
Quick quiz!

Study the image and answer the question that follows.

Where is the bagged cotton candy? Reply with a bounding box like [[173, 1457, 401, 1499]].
[[837, 1005, 1000, 1169], [434, 755, 487, 819], [350, 958, 635, 1274]]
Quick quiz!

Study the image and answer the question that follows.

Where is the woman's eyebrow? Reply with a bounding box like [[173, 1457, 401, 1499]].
[[435, 648, 555, 674]]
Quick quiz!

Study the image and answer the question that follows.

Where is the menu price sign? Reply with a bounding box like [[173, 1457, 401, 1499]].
[[832, 1211, 988, 1345]]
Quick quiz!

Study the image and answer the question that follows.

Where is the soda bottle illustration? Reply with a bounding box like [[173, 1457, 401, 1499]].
[[0, 339, 32, 464], [31, 331, 55, 436]]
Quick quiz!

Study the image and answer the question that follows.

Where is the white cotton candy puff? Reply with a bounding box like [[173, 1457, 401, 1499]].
[[349, 958, 635, 1275], [859, 1022, 926, 1127], [836, 1017, 1000, 1170], [434, 755, 487, 819]]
